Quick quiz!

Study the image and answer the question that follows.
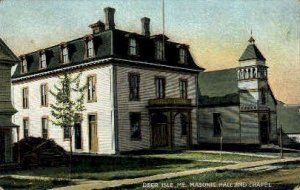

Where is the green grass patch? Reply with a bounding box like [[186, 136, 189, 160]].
[[0, 177, 73, 190], [6, 151, 271, 181]]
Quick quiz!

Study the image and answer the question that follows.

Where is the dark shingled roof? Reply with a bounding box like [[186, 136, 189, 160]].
[[12, 29, 203, 80], [277, 103, 300, 134], [198, 68, 239, 107], [239, 43, 266, 61]]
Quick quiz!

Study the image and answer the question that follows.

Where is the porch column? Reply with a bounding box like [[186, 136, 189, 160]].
[[168, 111, 174, 150], [187, 111, 192, 149]]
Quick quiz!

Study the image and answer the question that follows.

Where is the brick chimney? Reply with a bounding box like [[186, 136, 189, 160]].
[[141, 17, 150, 38], [104, 7, 115, 30], [89, 21, 105, 34]]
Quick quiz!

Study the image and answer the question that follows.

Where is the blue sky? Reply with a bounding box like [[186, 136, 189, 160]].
[[0, 0, 299, 103]]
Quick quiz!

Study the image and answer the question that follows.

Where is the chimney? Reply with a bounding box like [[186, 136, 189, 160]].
[[141, 17, 150, 37], [104, 7, 115, 30], [89, 21, 105, 34]]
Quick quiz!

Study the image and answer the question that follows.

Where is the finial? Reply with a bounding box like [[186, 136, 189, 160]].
[[248, 28, 255, 44]]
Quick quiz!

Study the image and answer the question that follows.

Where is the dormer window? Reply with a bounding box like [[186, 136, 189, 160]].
[[20, 57, 28, 74], [155, 40, 164, 60], [61, 45, 69, 64], [87, 39, 94, 58], [129, 38, 137, 56], [39, 51, 47, 69], [179, 48, 187, 64]]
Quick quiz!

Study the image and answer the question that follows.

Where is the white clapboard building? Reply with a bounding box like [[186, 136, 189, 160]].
[[11, 7, 204, 154]]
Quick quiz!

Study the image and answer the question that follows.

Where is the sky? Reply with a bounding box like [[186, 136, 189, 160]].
[[0, 0, 299, 104]]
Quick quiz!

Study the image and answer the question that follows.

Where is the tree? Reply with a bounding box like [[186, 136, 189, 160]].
[[50, 72, 86, 176]]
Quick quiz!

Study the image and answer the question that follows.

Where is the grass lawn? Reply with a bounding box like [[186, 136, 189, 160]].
[[0, 177, 73, 190], [5, 151, 273, 181]]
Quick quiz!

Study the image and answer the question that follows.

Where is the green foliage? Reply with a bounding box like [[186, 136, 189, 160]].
[[50, 73, 87, 128]]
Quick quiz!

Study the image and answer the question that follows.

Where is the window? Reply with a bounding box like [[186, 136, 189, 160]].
[[155, 77, 165, 98], [129, 38, 137, 56], [88, 114, 97, 151], [63, 125, 71, 139], [129, 73, 140, 101], [40, 52, 47, 69], [40, 84, 48, 106], [21, 58, 28, 74], [130, 112, 141, 140], [213, 113, 221, 137], [155, 40, 164, 60], [261, 89, 266, 105], [42, 117, 48, 139], [87, 75, 97, 102], [179, 48, 187, 64], [179, 79, 188, 99], [87, 39, 94, 58], [180, 114, 188, 136], [22, 87, 29, 109], [23, 118, 29, 138], [62, 47, 69, 63]]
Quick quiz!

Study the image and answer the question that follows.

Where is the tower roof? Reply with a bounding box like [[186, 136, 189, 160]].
[[0, 38, 19, 64], [239, 37, 266, 61]]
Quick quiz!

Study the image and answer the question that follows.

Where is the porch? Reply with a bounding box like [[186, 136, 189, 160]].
[[147, 98, 195, 150]]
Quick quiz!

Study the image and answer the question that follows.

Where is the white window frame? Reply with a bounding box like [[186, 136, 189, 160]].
[[40, 53, 47, 69], [87, 40, 94, 58], [62, 47, 69, 63], [129, 38, 137, 56]]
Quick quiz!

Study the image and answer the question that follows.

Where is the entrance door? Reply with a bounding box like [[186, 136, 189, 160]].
[[0, 132, 5, 164], [151, 113, 168, 147], [88, 114, 98, 152], [74, 123, 82, 150], [260, 115, 269, 144]]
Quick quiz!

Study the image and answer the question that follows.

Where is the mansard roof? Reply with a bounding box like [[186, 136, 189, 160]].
[[0, 38, 19, 65], [239, 43, 266, 61], [12, 29, 203, 80], [198, 68, 239, 107]]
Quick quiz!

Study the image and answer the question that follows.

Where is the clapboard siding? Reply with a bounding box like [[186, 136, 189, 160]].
[[0, 65, 11, 101], [115, 65, 198, 152], [12, 64, 116, 154], [198, 106, 240, 144], [240, 112, 259, 144]]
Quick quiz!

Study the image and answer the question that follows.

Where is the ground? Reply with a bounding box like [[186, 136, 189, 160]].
[[1, 150, 300, 190], [4, 151, 276, 180]]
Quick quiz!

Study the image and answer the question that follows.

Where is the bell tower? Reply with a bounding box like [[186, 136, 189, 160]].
[[238, 36, 268, 110], [238, 36, 275, 145]]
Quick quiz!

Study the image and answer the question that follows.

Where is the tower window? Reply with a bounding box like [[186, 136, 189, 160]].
[[129, 38, 137, 56], [261, 89, 266, 105]]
